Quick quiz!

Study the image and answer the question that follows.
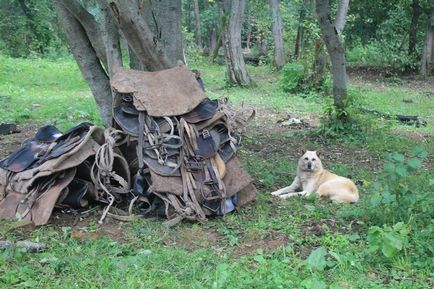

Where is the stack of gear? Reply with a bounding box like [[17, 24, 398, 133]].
[[110, 63, 256, 226], [0, 62, 256, 226], [0, 123, 130, 225]]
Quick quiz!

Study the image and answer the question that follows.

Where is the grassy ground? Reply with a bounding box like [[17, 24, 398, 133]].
[[0, 55, 433, 288]]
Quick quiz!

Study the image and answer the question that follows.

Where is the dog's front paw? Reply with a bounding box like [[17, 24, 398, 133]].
[[278, 193, 299, 199], [271, 189, 283, 196], [298, 191, 309, 196]]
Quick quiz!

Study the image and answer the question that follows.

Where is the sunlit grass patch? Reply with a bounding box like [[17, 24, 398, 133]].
[[0, 55, 99, 130]]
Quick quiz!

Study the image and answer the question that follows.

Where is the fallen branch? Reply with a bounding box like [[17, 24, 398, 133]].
[[362, 108, 427, 127]]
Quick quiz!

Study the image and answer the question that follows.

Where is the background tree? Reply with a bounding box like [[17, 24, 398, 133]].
[[193, 0, 202, 49], [420, 7, 434, 74], [315, 0, 348, 112], [219, 0, 251, 85], [335, 0, 349, 34], [269, 0, 285, 69], [0, 0, 65, 57], [409, 0, 423, 59]]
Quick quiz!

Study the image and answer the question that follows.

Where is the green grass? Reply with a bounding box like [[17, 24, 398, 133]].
[[0, 55, 100, 130], [0, 55, 433, 288]]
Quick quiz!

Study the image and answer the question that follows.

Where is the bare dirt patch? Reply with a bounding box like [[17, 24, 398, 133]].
[[49, 210, 127, 243], [232, 229, 287, 257], [0, 124, 38, 159], [163, 226, 223, 251]]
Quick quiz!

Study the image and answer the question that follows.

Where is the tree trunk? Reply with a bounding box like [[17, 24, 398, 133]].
[[60, 0, 108, 70], [98, 0, 122, 77], [211, 36, 222, 63], [245, 16, 252, 51], [220, 0, 251, 85], [335, 0, 349, 34], [409, 0, 422, 58], [193, 0, 202, 48], [108, 0, 172, 71], [420, 9, 434, 75], [139, 0, 184, 65], [210, 26, 217, 53], [53, 0, 112, 126], [269, 0, 285, 69], [315, 0, 348, 111], [294, 0, 308, 60], [432, 40, 434, 62]]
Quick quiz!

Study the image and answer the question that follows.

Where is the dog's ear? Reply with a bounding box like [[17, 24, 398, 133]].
[[315, 151, 321, 158], [300, 149, 306, 156]]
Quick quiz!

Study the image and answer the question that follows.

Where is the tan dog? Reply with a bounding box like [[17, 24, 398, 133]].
[[271, 151, 359, 203]]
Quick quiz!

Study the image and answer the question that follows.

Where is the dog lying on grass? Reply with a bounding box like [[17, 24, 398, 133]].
[[271, 151, 359, 203]]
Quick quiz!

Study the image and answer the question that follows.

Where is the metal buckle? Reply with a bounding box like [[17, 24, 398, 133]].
[[202, 129, 210, 139], [185, 157, 203, 172]]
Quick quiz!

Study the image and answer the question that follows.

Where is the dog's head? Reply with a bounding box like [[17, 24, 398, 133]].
[[298, 151, 323, 172]]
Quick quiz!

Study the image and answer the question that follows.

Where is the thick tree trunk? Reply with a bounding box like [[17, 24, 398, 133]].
[[53, 0, 112, 126], [108, 0, 172, 71], [98, 0, 122, 77], [61, 0, 108, 70], [220, 0, 251, 85], [315, 0, 347, 111], [420, 9, 434, 75], [335, 0, 349, 34], [269, 0, 285, 69], [193, 0, 202, 48], [409, 0, 422, 58], [140, 0, 184, 65]]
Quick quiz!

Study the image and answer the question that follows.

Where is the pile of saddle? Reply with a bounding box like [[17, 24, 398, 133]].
[[0, 62, 256, 226]]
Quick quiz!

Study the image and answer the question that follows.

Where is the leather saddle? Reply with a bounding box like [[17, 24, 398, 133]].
[[0, 123, 93, 173]]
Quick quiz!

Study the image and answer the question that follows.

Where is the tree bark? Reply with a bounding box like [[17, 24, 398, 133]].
[[140, 0, 184, 65], [60, 0, 108, 70], [315, 0, 348, 111], [269, 0, 285, 69], [211, 36, 222, 63], [210, 26, 217, 53], [294, 0, 308, 60], [53, 0, 112, 126], [245, 16, 253, 51], [335, 0, 349, 34], [409, 0, 422, 58], [98, 0, 122, 77], [193, 0, 202, 48], [108, 0, 172, 71], [420, 9, 434, 75], [220, 0, 251, 85]]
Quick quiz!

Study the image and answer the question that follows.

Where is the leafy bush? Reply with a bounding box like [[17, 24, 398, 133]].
[[368, 222, 410, 258], [368, 146, 429, 225], [280, 62, 306, 93], [361, 146, 432, 267], [346, 43, 385, 66], [318, 93, 373, 140]]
